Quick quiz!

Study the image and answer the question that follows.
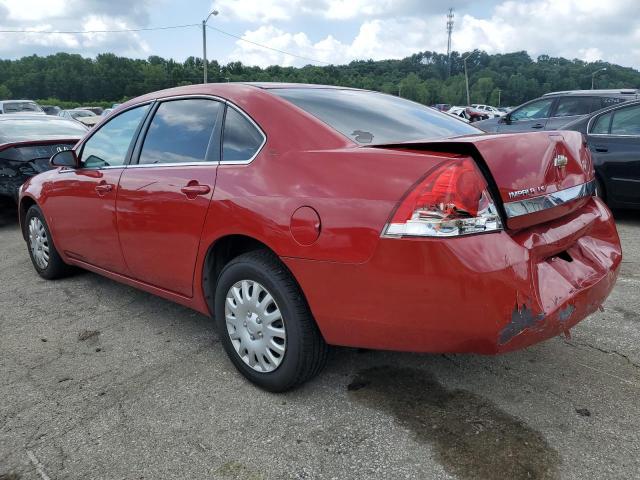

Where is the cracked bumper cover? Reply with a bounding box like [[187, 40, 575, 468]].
[[284, 197, 621, 354]]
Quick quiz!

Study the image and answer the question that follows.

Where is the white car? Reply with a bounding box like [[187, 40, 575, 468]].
[[0, 100, 45, 115], [471, 104, 505, 118]]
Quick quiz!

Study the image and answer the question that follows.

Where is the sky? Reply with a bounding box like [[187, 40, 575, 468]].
[[0, 0, 639, 69]]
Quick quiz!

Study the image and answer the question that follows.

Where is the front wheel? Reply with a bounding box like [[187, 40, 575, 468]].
[[25, 205, 72, 279], [214, 250, 328, 392]]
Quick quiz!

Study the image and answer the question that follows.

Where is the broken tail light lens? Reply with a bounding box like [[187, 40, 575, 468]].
[[383, 157, 503, 237]]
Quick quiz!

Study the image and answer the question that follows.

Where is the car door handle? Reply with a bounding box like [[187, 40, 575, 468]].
[[531, 123, 545, 129], [594, 145, 609, 153], [181, 183, 211, 198], [95, 183, 113, 195]]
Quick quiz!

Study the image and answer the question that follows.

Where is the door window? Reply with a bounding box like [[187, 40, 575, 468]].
[[510, 98, 554, 121], [80, 104, 149, 168], [138, 99, 222, 165], [554, 97, 593, 117], [591, 112, 613, 134], [610, 105, 640, 135], [222, 106, 265, 162]]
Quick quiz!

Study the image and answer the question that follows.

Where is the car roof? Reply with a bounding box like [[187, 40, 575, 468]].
[[543, 89, 639, 97], [0, 114, 73, 122]]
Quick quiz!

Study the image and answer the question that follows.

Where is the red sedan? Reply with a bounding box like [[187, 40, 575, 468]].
[[19, 83, 622, 391]]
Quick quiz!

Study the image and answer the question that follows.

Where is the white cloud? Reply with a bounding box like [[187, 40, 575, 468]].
[[226, 0, 640, 69]]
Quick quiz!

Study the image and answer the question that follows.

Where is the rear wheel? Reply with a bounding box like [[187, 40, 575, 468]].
[[25, 205, 72, 279], [214, 250, 328, 392]]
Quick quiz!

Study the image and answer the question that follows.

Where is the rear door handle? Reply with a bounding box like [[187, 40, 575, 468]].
[[594, 145, 609, 153], [181, 182, 211, 198], [95, 183, 113, 195], [531, 123, 545, 129]]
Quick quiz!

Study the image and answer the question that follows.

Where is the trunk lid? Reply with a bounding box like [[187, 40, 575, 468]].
[[372, 131, 595, 230]]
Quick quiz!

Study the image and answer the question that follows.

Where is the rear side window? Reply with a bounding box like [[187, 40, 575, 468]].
[[554, 97, 594, 117], [610, 105, 640, 135], [80, 104, 149, 168], [271, 88, 479, 145], [222, 106, 265, 162], [138, 99, 222, 165], [601, 97, 627, 108]]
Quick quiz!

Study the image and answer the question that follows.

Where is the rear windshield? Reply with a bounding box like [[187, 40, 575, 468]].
[[2, 101, 43, 113], [270, 88, 480, 145], [0, 118, 87, 142]]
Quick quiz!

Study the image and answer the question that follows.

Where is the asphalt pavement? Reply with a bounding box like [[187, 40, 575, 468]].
[[1, 200, 639, 480]]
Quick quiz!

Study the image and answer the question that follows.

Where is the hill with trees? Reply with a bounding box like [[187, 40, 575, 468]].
[[0, 50, 638, 108]]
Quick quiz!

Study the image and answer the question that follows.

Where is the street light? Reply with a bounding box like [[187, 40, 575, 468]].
[[462, 52, 474, 106], [202, 9, 219, 83], [591, 67, 606, 90]]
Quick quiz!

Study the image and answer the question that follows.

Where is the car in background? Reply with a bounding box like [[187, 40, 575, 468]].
[[0, 115, 87, 201], [78, 106, 104, 116], [472, 104, 505, 118], [447, 106, 490, 122], [432, 103, 452, 112], [564, 99, 640, 208], [0, 100, 45, 115], [59, 109, 101, 128], [18, 83, 621, 391], [102, 108, 114, 117], [41, 105, 62, 116], [476, 89, 640, 133]]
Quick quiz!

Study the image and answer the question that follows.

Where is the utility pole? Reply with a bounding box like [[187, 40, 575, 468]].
[[463, 53, 472, 106], [202, 9, 219, 83], [497, 88, 501, 107], [446, 8, 454, 77], [591, 67, 606, 89]]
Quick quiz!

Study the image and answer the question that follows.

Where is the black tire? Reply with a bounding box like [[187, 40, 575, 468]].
[[214, 250, 328, 392], [25, 205, 72, 280]]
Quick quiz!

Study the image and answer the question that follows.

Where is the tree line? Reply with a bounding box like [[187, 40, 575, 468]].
[[0, 50, 638, 108]]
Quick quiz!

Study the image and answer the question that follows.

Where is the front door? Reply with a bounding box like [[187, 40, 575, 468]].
[[46, 104, 151, 273], [116, 98, 223, 297], [498, 97, 555, 132]]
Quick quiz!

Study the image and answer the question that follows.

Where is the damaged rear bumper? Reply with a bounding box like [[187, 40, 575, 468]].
[[284, 197, 621, 354]]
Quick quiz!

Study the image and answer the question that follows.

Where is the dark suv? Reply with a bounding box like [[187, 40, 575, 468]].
[[476, 89, 639, 133]]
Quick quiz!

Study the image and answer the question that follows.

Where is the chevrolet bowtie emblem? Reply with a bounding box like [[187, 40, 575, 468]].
[[554, 154, 568, 168]]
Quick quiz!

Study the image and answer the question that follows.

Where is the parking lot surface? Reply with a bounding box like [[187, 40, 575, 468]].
[[1, 202, 639, 480]]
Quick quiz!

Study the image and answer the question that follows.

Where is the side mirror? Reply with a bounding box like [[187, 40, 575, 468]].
[[503, 113, 511, 124], [50, 149, 78, 168]]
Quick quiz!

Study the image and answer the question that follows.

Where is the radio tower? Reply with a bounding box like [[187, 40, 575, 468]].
[[446, 8, 454, 77]]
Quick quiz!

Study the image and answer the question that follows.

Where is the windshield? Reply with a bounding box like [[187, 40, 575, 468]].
[[70, 110, 96, 118], [0, 118, 87, 141], [270, 88, 480, 145], [3, 101, 43, 113]]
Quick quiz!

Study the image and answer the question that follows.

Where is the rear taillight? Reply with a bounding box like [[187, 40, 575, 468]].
[[383, 157, 502, 237]]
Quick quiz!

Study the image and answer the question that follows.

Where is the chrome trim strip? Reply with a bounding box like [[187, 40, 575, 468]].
[[503, 180, 596, 218], [126, 161, 221, 168]]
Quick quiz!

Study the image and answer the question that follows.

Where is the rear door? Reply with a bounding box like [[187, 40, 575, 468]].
[[498, 97, 556, 132], [546, 96, 598, 130], [588, 103, 640, 205], [116, 97, 223, 297]]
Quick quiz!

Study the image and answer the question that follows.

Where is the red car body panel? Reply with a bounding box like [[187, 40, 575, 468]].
[[19, 83, 622, 355]]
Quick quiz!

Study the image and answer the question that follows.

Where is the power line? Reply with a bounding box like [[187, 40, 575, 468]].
[[0, 24, 199, 34], [206, 25, 331, 65]]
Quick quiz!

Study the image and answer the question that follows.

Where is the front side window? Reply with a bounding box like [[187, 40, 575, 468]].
[[554, 97, 593, 117], [510, 98, 555, 122], [138, 99, 222, 165], [222, 106, 265, 162], [271, 88, 479, 145], [80, 104, 149, 168], [610, 105, 640, 135]]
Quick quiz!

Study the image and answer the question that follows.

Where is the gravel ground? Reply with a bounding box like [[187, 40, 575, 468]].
[[1, 201, 639, 480]]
